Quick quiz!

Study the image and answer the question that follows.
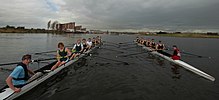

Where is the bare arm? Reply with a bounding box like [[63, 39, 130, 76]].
[[6, 76, 21, 93], [65, 48, 72, 56], [80, 44, 84, 52], [56, 51, 60, 62], [28, 68, 35, 75]]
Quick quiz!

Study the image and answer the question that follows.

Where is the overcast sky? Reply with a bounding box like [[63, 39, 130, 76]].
[[0, 0, 219, 32]]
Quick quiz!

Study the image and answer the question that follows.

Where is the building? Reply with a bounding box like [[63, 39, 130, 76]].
[[74, 26, 82, 32], [56, 22, 75, 32]]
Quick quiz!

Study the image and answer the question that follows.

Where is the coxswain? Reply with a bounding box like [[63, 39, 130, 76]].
[[51, 42, 72, 70], [70, 39, 84, 60], [6, 54, 35, 93], [172, 45, 181, 60]]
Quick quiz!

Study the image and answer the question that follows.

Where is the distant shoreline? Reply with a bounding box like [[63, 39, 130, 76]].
[[0, 28, 64, 34], [142, 33, 219, 39]]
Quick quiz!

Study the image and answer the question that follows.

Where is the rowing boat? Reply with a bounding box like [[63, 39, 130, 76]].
[[0, 43, 101, 100], [135, 41, 215, 81]]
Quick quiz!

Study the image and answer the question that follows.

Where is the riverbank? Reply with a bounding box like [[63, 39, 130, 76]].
[[0, 28, 64, 34], [142, 33, 219, 38]]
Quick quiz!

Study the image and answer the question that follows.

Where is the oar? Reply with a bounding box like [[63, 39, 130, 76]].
[[119, 43, 136, 47], [120, 46, 138, 50], [181, 51, 212, 59], [0, 58, 57, 66], [100, 48, 124, 53], [33, 58, 56, 62], [118, 51, 151, 57], [93, 55, 129, 65], [104, 44, 120, 48], [0, 62, 21, 66], [0, 68, 14, 71], [118, 41, 134, 44], [103, 41, 120, 46], [165, 48, 212, 59], [34, 50, 56, 55], [33, 44, 73, 55]]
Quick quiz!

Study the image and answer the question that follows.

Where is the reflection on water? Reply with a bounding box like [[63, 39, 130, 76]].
[[170, 64, 181, 80]]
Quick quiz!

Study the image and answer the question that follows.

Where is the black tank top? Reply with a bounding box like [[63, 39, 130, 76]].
[[13, 63, 29, 81], [75, 44, 82, 52], [83, 43, 87, 48], [158, 44, 164, 49], [58, 48, 67, 58]]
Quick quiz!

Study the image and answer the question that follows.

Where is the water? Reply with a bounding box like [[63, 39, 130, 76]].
[[0, 33, 219, 100]]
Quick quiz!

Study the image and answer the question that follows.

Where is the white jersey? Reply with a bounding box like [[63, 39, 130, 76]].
[[87, 41, 92, 46]]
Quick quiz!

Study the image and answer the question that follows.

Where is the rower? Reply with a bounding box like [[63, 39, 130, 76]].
[[156, 41, 165, 51], [150, 39, 156, 49], [96, 36, 102, 44], [87, 38, 93, 49], [140, 37, 145, 44], [136, 37, 139, 43], [70, 39, 84, 60], [92, 37, 96, 46], [51, 42, 72, 70], [81, 38, 89, 53], [6, 54, 35, 93], [172, 45, 181, 60], [156, 41, 171, 56], [146, 39, 150, 47], [143, 39, 147, 46]]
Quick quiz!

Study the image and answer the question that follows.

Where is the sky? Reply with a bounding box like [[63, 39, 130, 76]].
[[0, 0, 219, 32]]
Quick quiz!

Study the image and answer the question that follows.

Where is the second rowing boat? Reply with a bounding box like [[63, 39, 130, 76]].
[[135, 40, 215, 82]]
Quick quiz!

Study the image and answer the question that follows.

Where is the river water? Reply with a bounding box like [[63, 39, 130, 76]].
[[0, 33, 218, 100]]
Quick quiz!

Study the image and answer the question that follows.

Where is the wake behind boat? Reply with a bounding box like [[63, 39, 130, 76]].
[[134, 40, 215, 82], [0, 41, 101, 100]]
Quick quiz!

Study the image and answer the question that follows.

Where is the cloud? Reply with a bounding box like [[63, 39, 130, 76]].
[[0, 0, 219, 32]]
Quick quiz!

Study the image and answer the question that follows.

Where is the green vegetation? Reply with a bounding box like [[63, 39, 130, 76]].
[[0, 25, 64, 34], [145, 33, 219, 38]]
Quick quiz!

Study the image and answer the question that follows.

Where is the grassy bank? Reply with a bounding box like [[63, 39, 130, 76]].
[[145, 33, 219, 38], [0, 28, 64, 34]]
